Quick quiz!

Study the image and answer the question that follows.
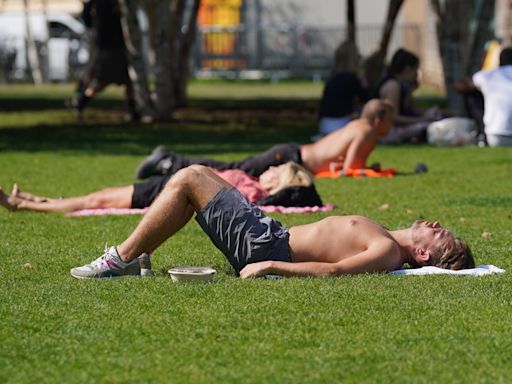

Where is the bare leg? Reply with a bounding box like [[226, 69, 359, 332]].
[[3, 185, 134, 213], [117, 165, 234, 261]]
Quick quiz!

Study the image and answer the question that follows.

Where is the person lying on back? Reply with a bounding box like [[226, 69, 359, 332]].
[[70, 165, 475, 280]]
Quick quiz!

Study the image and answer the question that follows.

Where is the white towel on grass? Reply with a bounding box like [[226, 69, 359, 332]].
[[389, 264, 505, 276]]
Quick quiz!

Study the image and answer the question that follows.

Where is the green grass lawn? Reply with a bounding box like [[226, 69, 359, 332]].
[[0, 82, 511, 383]]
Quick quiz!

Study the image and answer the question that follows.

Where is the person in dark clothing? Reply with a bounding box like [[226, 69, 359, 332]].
[[68, 0, 138, 121], [70, 0, 97, 106], [377, 48, 441, 144], [316, 71, 369, 139], [458, 89, 485, 145]]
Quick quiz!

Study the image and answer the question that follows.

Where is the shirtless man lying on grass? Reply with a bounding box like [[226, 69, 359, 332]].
[[134, 99, 394, 179], [70, 165, 474, 279]]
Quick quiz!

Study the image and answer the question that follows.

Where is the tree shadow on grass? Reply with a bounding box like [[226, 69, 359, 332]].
[[0, 99, 318, 155], [0, 97, 123, 112], [0, 92, 318, 112]]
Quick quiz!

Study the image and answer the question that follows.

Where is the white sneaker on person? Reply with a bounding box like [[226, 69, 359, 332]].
[[70, 246, 142, 279]]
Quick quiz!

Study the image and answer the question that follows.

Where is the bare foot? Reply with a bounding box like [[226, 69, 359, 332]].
[[0, 186, 20, 211], [12, 183, 49, 202]]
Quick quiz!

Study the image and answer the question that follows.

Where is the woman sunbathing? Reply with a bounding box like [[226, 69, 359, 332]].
[[0, 162, 321, 213]]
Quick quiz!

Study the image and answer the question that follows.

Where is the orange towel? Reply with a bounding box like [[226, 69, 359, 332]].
[[316, 168, 397, 179]]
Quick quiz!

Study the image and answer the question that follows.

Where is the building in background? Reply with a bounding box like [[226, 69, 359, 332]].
[[0, 0, 81, 13]]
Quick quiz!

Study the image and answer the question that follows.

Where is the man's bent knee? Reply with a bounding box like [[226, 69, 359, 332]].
[[187, 164, 211, 174], [163, 165, 214, 196], [168, 165, 209, 186], [167, 165, 225, 210]]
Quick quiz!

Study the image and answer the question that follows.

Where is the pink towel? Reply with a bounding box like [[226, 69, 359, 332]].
[[259, 204, 334, 213], [65, 204, 334, 217], [66, 208, 149, 217]]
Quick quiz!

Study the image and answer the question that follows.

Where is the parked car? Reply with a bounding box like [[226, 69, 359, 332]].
[[0, 12, 89, 81]]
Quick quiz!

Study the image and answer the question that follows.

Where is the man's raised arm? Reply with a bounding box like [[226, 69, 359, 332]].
[[342, 135, 375, 172]]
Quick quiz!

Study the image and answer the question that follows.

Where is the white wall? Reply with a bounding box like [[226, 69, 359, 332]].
[[260, 0, 390, 28], [0, 0, 81, 13]]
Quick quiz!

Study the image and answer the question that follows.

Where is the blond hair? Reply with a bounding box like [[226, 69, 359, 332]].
[[269, 162, 314, 195], [430, 237, 475, 270]]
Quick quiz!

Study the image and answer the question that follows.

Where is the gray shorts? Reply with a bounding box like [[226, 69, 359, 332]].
[[195, 188, 291, 275]]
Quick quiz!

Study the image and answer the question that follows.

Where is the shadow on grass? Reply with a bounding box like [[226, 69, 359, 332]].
[[0, 96, 123, 112], [0, 98, 318, 155], [0, 95, 318, 112]]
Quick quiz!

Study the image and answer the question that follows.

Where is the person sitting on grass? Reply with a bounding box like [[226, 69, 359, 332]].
[[135, 99, 394, 180], [455, 47, 512, 147], [377, 48, 441, 144], [0, 162, 318, 213], [69, 164, 475, 279]]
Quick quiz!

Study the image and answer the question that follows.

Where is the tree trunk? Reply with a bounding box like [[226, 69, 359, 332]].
[[347, 0, 356, 43], [175, 0, 200, 106], [118, 0, 156, 119], [465, 0, 495, 76], [332, 0, 360, 75], [431, 0, 472, 115], [23, 0, 42, 83], [363, 0, 404, 92], [40, 0, 50, 82], [152, 0, 174, 119], [168, 0, 185, 108], [117, 0, 199, 121]]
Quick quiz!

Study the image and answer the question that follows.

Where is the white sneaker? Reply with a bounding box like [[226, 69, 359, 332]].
[[70, 246, 142, 279]]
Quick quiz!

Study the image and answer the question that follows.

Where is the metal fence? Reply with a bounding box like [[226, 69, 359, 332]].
[[1, 22, 424, 83], [194, 24, 422, 79]]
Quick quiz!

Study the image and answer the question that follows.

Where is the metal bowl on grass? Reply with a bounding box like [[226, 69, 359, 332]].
[[168, 266, 216, 283]]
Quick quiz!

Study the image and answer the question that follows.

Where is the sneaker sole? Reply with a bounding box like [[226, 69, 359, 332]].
[[70, 273, 150, 280], [70, 270, 149, 280]]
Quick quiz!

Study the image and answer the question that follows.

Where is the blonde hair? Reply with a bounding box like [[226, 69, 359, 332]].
[[430, 237, 475, 270], [269, 162, 314, 195]]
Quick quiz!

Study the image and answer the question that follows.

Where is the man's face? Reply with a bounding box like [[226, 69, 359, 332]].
[[411, 220, 454, 253]]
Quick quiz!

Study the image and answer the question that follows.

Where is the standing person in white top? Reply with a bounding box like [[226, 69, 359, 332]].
[[472, 47, 512, 147]]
